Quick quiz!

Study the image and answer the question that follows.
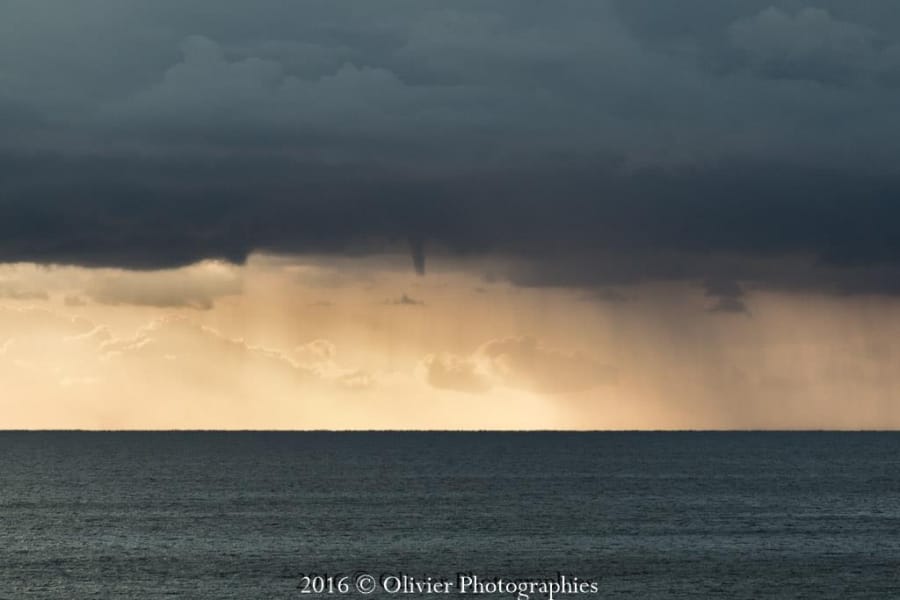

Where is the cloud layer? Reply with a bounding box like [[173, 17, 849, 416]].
[[422, 336, 617, 395], [2, 1, 900, 299]]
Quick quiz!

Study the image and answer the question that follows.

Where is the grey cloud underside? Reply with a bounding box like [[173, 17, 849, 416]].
[[2, 1, 900, 296]]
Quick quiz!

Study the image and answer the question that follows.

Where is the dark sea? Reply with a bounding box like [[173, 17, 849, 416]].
[[2, 432, 899, 599]]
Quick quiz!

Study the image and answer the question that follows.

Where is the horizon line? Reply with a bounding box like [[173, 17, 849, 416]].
[[1, 429, 899, 433]]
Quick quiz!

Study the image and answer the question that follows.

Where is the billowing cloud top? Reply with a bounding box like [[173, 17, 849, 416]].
[[2, 1, 900, 297]]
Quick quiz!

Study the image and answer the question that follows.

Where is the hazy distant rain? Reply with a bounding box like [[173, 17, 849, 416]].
[[297, 573, 600, 600]]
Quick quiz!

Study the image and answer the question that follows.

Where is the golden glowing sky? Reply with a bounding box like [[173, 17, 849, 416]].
[[1, 254, 899, 430]]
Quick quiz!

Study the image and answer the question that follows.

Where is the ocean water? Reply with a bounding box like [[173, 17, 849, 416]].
[[1, 432, 899, 599]]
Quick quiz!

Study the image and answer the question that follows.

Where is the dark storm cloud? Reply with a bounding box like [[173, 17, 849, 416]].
[[2, 1, 900, 297]]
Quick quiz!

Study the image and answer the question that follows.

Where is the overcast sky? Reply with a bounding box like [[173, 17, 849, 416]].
[[2, 2, 900, 428], [4, 1, 900, 296]]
